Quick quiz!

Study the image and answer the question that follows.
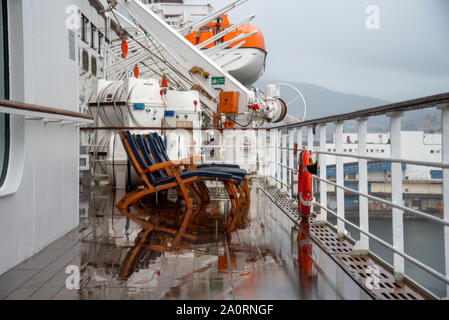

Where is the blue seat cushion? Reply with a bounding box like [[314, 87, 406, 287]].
[[197, 163, 241, 169], [196, 165, 247, 178], [154, 170, 242, 187]]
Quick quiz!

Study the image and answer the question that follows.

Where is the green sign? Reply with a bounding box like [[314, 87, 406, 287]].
[[212, 77, 225, 86]]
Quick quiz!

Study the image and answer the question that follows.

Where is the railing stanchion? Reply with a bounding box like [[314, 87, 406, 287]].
[[296, 128, 303, 199], [297, 127, 303, 152], [389, 112, 405, 280], [316, 124, 327, 223], [357, 117, 369, 254], [307, 126, 314, 151], [255, 130, 260, 175], [282, 131, 288, 192], [270, 129, 276, 184], [289, 128, 296, 198], [335, 121, 346, 237], [258, 129, 267, 177], [274, 129, 281, 189], [264, 130, 267, 179], [439, 103, 449, 298]]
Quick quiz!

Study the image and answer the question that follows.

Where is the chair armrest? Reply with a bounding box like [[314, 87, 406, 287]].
[[142, 161, 179, 173], [180, 155, 204, 164]]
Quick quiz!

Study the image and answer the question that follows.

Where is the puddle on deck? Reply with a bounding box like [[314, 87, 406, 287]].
[[0, 183, 370, 300]]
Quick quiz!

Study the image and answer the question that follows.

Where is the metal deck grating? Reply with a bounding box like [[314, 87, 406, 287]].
[[260, 185, 435, 300]]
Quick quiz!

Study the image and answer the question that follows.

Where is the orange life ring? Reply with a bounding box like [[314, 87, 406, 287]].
[[298, 150, 313, 221]]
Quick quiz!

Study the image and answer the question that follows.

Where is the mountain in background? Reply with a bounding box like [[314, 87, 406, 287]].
[[255, 80, 442, 134]]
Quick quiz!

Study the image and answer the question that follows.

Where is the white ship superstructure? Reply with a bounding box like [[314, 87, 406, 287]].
[[324, 131, 443, 180]]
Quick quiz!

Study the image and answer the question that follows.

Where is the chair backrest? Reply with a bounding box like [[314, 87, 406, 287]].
[[154, 133, 171, 162], [145, 134, 167, 164], [135, 134, 167, 179], [119, 131, 156, 187], [148, 133, 171, 163]]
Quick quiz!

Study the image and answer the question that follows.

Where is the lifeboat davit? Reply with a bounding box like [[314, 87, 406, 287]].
[[185, 15, 267, 86]]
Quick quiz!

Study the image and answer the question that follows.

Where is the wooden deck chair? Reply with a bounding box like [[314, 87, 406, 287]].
[[150, 133, 251, 229], [136, 133, 247, 231], [150, 132, 251, 229], [144, 133, 248, 232], [116, 131, 201, 249], [151, 134, 211, 203], [133, 133, 204, 211], [116, 131, 240, 248]]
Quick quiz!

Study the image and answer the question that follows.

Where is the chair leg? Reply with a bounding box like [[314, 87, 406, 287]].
[[231, 183, 245, 232], [116, 188, 144, 209], [223, 181, 238, 232], [172, 207, 193, 249], [186, 184, 204, 226], [188, 204, 209, 229], [171, 177, 195, 249], [116, 187, 197, 241], [119, 228, 153, 279], [195, 181, 210, 202], [233, 183, 246, 228], [116, 189, 156, 229], [187, 203, 204, 227], [187, 184, 202, 205], [237, 178, 251, 228]]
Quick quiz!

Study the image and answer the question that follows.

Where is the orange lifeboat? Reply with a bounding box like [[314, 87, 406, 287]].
[[185, 14, 267, 85], [222, 24, 266, 51], [185, 30, 215, 49]]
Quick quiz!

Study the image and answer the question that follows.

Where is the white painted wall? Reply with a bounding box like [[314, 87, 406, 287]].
[[0, 0, 92, 274]]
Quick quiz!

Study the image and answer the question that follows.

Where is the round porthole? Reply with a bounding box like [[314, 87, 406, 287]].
[[0, 115, 25, 197], [0, 113, 9, 187]]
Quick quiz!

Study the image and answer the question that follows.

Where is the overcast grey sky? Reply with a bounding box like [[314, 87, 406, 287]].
[[186, 0, 449, 102]]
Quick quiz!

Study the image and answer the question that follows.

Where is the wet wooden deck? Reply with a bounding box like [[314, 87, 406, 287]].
[[0, 182, 370, 300]]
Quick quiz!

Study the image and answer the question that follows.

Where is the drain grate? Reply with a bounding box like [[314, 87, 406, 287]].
[[310, 225, 353, 254], [261, 185, 433, 300]]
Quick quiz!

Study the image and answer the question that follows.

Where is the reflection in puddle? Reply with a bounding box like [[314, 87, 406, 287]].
[[31, 184, 366, 300]]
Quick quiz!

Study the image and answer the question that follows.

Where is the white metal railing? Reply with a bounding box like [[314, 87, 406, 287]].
[[258, 96, 449, 298]]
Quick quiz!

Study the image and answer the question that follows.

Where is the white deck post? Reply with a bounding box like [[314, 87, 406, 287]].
[[297, 127, 303, 151], [296, 128, 303, 199], [258, 129, 267, 176], [276, 129, 281, 189], [270, 129, 276, 184], [265, 130, 269, 177], [316, 124, 327, 223], [282, 131, 288, 192], [439, 103, 449, 297], [357, 117, 369, 254], [335, 121, 346, 237], [389, 112, 405, 280], [307, 126, 314, 151], [289, 129, 296, 198]]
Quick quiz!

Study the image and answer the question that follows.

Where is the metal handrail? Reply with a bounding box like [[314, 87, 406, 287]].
[[315, 151, 449, 169], [0, 99, 94, 121], [266, 161, 446, 225], [270, 92, 449, 130], [313, 175, 449, 226], [80, 126, 268, 131]]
